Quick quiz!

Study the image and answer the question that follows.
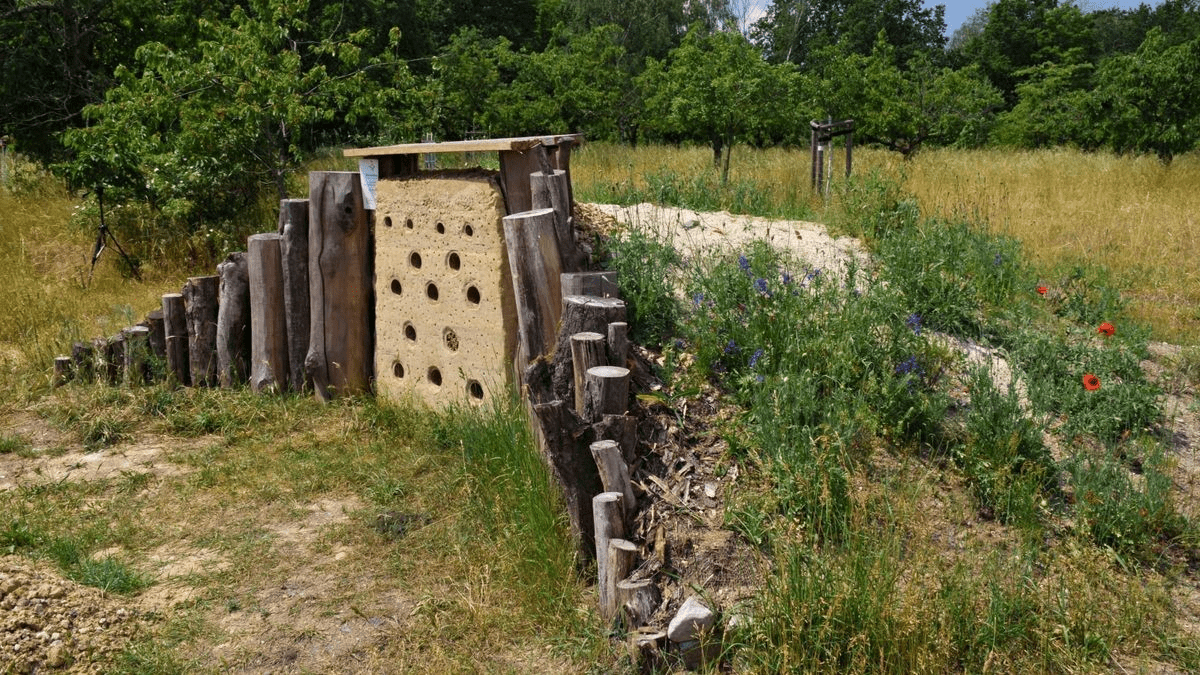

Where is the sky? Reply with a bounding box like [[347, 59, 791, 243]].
[[740, 1, 1166, 38]]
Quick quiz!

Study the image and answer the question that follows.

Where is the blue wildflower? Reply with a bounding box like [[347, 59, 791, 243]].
[[782, 271, 793, 285], [755, 374, 765, 383], [895, 356, 920, 375], [749, 348, 763, 368], [993, 252, 1003, 266], [906, 313, 923, 336], [738, 255, 751, 275], [692, 293, 705, 308], [754, 278, 771, 296], [674, 338, 687, 350], [724, 339, 739, 355]]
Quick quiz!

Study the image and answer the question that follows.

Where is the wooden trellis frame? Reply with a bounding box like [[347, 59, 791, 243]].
[[810, 119, 854, 193]]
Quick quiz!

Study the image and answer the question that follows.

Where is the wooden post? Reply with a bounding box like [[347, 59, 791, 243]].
[[162, 293, 190, 386], [248, 233, 289, 394], [551, 295, 626, 403], [604, 539, 638, 624], [123, 325, 150, 386], [570, 332, 607, 416], [503, 207, 563, 367], [593, 492, 624, 623], [104, 334, 125, 385], [560, 271, 618, 298], [499, 145, 550, 215], [71, 342, 94, 383], [306, 171, 372, 401], [530, 169, 578, 272], [590, 439, 635, 522], [145, 309, 166, 376], [607, 321, 629, 367], [277, 198, 311, 392], [216, 252, 251, 387], [594, 414, 638, 463], [533, 399, 604, 558], [53, 356, 72, 386], [183, 275, 220, 387], [616, 579, 659, 630], [583, 365, 630, 423]]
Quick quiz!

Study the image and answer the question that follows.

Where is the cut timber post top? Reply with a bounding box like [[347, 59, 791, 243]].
[[343, 134, 584, 158]]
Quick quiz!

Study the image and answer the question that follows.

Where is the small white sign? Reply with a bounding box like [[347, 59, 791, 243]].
[[358, 158, 379, 210]]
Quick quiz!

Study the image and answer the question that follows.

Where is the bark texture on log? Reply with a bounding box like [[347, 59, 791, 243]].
[[71, 342, 94, 384], [530, 169, 580, 272], [570, 332, 607, 416], [594, 414, 638, 464], [145, 310, 166, 363], [162, 293, 190, 386], [123, 325, 151, 386], [551, 295, 626, 403], [104, 334, 124, 385], [616, 579, 659, 630], [183, 275, 220, 387], [593, 492, 625, 624], [532, 399, 604, 559], [560, 271, 618, 299], [604, 539, 638, 624], [216, 252, 251, 387], [498, 145, 550, 215], [306, 171, 372, 401], [583, 365, 631, 423], [590, 439, 635, 521], [277, 198, 311, 392], [249, 234, 289, 394], [607, 321, 629, 368], [503, 207, 563, 368], [54, 356, 71, 386]]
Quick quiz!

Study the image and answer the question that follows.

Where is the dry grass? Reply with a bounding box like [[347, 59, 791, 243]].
[[574, 142, 1200, 345], [896, 148, 1200, 345]]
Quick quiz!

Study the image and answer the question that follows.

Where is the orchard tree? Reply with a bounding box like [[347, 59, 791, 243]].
[[752, 0, 947, 68], [57, 0, 420, 248], [639, 26, 791, 181], [1089, 28, 1200, 161], [991, 61, 1096, 148], [817, 37, 1003, 157]]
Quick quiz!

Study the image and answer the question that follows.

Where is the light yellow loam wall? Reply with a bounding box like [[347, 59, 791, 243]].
[[373, 172, 517, 407]]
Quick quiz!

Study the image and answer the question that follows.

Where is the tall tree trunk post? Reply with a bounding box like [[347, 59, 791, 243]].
[[216, 252, 251, 387], [183, 275, 220, 387], [278, 198, 311, 392], [248, 233, 289, 394], [162, 293, 190, 387]]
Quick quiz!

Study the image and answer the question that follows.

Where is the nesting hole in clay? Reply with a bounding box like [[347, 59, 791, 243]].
[[393, 362, 404, 378], [390, 279, 402, 295], [426, 283, 439, 301], [409, 251, 422, 269], [468, 380, 484, 400], [463, 224, 474, 237], [404, 323, 416, 341], [447, 252, 461, 271], [466, 286, 481, 305], [427, 367, 442, 386], [444, 328, 459, 352], [436, 222, 446, 234], [405, 218, 414, 229], [383, 216, 393, 227]]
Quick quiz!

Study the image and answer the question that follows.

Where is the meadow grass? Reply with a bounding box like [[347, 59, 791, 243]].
[[574, 142, 1200, 345]]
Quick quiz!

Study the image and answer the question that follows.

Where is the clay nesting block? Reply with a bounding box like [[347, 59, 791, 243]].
[[374, 172, 518, 408]]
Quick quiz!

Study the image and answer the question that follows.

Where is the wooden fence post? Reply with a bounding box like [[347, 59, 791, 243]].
[[278, 198, 311, 392], [216, 252, 251, 387], [503, 207, 563, 368], [248, 233, 289, 393], [184, 275, 220, 387], [162, 293, 190, 386], [306, 171, 372, 401]]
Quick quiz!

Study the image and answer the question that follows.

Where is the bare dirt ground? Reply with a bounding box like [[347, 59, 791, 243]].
[[3, 203, 1199, 673]]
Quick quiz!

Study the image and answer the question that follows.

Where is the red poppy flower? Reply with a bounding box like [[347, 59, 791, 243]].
[[1037, 286, 1048, 295], [1097, 322, 1115, 337], [1082, 373, 1101, 391]]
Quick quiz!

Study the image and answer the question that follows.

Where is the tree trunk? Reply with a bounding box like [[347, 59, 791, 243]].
[[583, 365, 630, 423], [560, 271, 618, 298], [593, 491, 625, 625], [306, 171, 372, 401], [277, 198, 311, 392], [216, 252, 251, 387], [248, 233, 289, 394], [550, 295, 626, 403], [570, 332, 607, 416], [530, 169, 579, 272], [531, 399, 604, 559]]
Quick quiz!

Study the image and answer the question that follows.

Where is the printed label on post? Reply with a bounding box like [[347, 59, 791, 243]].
[[358, 159, 379, 210]]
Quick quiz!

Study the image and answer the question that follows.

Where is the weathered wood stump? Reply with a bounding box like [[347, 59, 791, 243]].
[[607, 321, 629, 368], [532, 399, 604, 559], [604, 539, 638, 625], [53, 356, 72, 386], [531, 169, 580, 272], [162, 293, 190, 386], [550, 296, 626, 403], [248, 233, 288, 394], [590, 439, 635, 522], [617, 578, 659, 630], [277, 198, 311, 392], [593, 492, 625, 623], [570, 332, 607, 416], [306, 171, 371, 401], [216, 252, 251, 387], [583, 365, 630, 423], [71, 342, 94, 383], [144, 309, 166, 378], [560, 271, 618, 299], [123, 325, 151, 386], [183, 275, 220, 387], [503, 207, 563, 369]]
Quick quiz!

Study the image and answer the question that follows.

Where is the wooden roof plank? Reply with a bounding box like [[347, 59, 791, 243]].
[[344, 134, 584, 158]]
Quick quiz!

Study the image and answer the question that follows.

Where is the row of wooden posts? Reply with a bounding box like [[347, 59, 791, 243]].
[[54, 172, 372, 401]]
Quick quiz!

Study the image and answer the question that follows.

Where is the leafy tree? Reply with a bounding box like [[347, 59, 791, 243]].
[[639, 26, 794, 180], [57, 0, 419, 253], [752, 0, 947, 68], [1089, 28, 1200, 161], [817, 37, 1003, 157], [991, 61, 1096, 149]]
